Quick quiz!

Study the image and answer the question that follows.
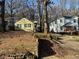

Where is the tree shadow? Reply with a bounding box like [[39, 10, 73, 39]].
[[38, 39, 56, 59]]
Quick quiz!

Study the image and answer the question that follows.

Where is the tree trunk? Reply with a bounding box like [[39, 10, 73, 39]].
[[1, 0, 6, 32], [37, 0, 43, 32], [10, 0, 15, 31], [43, 0, 48, 34]]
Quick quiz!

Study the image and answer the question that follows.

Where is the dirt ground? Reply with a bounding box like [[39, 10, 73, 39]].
[[0, 31, 38, 56], [0, 32, 79, 59], [43, 35, 79, 59]]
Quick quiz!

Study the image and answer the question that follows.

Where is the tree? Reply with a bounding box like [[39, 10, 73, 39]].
[[70, 0, 77, 10], [37, 0, 43, 32], [43, 0, 48, 34], [5, 0, 22, 30], [18, 0, 36, 20], [0, 0, 6, 32], [60, 0, 67, 16], [43, 0, 52, 34]]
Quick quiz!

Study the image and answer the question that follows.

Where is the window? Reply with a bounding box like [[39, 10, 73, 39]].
[[28, 24, 31, 27], [60, 27, 63, 30], [55, 20, 57, 24], [17, 24, 21, 28], [60, 19, 62, 22], [16, 24, 19, 28], [24, 24, 31, 27], [24, 24, 27, 27], [74, 19, 76, 23]]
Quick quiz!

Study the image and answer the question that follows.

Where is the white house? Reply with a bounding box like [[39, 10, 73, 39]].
[[49, 16, 79, 33]]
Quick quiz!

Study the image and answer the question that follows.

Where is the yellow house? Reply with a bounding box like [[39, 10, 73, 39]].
[[15, 18, 34, 32]]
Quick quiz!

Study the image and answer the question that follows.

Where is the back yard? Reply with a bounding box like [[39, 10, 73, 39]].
[[0, 31, 79, 59], [0, 31, 38, 58]]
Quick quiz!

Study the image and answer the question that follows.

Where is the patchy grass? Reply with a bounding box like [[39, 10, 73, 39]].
[[49, 34, 62, 41], [71, 36, 79, 42], [35, 33, 49, 39], [60, 35, 79, 41], [0, 31, 37, 55]]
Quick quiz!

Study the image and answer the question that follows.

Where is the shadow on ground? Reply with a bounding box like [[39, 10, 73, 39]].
[[38, 39, 56, 59]]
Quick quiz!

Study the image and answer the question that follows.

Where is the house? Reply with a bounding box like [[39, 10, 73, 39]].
[[15, 18, 34, 32], [49, 16, 79, 33]]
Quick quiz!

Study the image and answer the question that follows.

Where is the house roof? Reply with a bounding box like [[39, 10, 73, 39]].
[[62, 22, 74, 27], [63, 16, 73, 19], [15, 18, 33, 24], [49, 16, 79, 24]]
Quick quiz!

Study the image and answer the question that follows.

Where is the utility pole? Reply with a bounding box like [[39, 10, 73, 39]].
[[0, 0, 5, 32]]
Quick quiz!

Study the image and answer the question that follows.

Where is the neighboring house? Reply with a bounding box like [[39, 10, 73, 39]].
[[15, 18, 34, 32], [49, 16, 79, 33]]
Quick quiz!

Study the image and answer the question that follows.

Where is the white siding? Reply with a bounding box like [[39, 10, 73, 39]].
[[49, 17, 79, 33]]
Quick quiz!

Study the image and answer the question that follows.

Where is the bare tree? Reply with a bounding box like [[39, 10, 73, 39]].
[[60, 0, 67, 16], [5, 0, 22, 30], [69, 0, 78, 16], [43, 0, 52, 34], [70, 0, 77, 10], [37, 0, 44, 32], [0, 0, 5, 32]]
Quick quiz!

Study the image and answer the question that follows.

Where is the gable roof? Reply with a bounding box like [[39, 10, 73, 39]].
[[15, 18, 33, 24]]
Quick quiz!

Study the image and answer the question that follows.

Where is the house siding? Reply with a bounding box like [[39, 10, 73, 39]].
[[15, 18, 34, 32], [49, 16, 79, 33]]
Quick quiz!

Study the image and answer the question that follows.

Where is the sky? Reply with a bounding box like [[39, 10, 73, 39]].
[[49, 0, 70, 9], [5, 0, 69, 7], [5, 0, 79, 9], [53, 0, 59, 5], [27, 0, 70, 9], [27, 0, 60, 8]]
